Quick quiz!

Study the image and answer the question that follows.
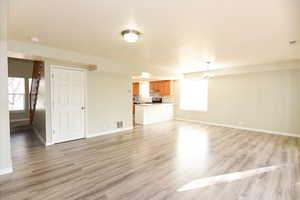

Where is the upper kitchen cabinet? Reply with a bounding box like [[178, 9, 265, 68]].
[[160, 80, 173, 96], [150, 80, 174, 96], [132, 82, 140, 96], [150, 81, 159, 92]]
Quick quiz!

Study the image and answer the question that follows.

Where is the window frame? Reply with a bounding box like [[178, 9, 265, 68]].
[[8, 77, 27, 113]]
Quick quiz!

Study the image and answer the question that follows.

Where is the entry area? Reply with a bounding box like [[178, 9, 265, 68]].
[[8, 58, 45, 153], [7, 59, 87, 147]]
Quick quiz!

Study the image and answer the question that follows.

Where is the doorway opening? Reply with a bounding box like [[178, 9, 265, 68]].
[[8, 57, 45, 151]]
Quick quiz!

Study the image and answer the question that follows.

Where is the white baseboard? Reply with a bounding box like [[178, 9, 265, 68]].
[[32, 126, 47, 145], [87, 127, 133, 138], [175, 118, 300, 138], [0, 167, 13, 176]]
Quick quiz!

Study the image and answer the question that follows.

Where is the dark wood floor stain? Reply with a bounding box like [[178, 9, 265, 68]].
[[0, 121, 299, 200]]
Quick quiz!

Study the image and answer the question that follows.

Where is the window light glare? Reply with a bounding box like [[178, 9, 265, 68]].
[[140, 81, 150, 98], [180, 78, 208, 111], [8, 77, 26, 111]]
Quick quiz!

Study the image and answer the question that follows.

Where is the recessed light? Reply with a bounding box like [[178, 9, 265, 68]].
[[289, 40, 297, 45], [31, 37, 39, 43], [121, 29, 140, 43]]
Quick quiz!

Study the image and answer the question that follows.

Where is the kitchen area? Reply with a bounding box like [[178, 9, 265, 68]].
[[132, 79, 175, 125]]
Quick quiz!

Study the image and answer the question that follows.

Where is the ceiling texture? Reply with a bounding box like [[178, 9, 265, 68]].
[[8, 0, 300, 73]]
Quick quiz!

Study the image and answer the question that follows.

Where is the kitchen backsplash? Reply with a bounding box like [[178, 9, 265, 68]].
[[162, 96, 175, 103], [133, 95, 175, 103], [140, 97, 152, 102]]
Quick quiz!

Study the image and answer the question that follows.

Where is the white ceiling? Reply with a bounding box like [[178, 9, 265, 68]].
[[8, 0, 300, 73]]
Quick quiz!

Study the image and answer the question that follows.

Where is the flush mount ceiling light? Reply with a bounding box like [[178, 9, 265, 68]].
[[121, 29, 140, 43]]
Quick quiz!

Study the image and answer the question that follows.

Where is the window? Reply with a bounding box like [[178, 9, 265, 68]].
[[140, 81, 150, 98], [8, 77, 26, 111], [180, 78, 208, 111]]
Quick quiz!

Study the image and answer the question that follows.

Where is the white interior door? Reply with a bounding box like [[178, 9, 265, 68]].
[[52, 67, 86, 143]]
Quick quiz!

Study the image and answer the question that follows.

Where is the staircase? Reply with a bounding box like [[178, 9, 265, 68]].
[[29, 61, 43, 124]]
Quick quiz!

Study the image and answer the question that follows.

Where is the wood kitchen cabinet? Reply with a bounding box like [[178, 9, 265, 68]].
[[132, 82, 140, 96], [150, 81, 159, 92], [150, 80, 173, 96]]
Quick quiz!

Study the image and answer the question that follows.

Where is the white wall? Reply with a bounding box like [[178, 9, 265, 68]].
[[175, 67, 300, 135], [0, 0, 12, 174], [87, 71, 132, 135]]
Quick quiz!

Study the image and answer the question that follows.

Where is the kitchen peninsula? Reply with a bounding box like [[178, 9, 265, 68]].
[[135, 103, 174, 125]]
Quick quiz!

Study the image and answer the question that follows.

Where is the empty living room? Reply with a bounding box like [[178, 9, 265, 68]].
[[0, 0, 300, 199]]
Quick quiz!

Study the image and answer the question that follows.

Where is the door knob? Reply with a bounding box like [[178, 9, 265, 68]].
[[81, 106, 86, 110]]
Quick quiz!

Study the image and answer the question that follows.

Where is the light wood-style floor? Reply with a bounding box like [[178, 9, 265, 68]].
[[1, 120, 300, 200]]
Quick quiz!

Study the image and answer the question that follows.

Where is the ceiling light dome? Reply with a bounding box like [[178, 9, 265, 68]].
[[121, 29, 140, 43]]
